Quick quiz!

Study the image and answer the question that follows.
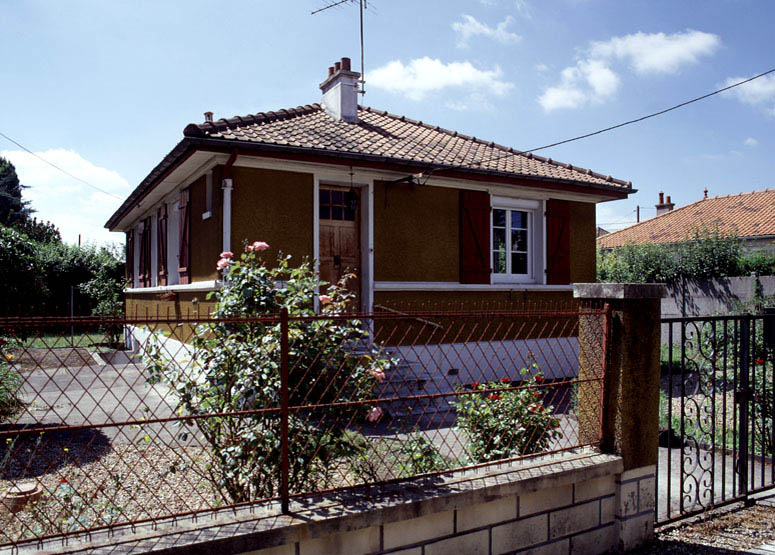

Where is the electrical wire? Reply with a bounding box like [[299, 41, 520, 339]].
[[0, 131, 124, 200], [412, 68, 775, 184]]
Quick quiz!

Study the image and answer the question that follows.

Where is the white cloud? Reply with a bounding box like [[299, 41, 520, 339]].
[[539, 59, 620, 111], [539, 29, 720, 112], [514, 0, 532, 19], [744, 137, 759, 147], [721, 74, 775, 115], [1, 149, 130, 245], [589, 30, 720, 75], [452, 14, 521, 48], [368, 57, 514, 102]]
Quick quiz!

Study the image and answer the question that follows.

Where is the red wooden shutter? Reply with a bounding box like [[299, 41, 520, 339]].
[[157, 205, 168, 286], [139, 218, 152, 287], [546, 199, 571, 285], [178, 188, 190, 284], [459, 190, 491, 284], [126, 230, 134, 284]]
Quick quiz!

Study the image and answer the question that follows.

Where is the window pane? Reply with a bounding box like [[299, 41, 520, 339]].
[[493, 250, 507, 273], [319, 205, 330, 219], [320, 189, 330, 204], [511, 210, 527, 229], [511, 229, 528, 252], [331, 206, 343, 220], [493, 209, 506, 228], [344, 206, 356, 221], [331, 190, 343, 205], [492, 227, 506, 251], [511, 252, 528, 274]]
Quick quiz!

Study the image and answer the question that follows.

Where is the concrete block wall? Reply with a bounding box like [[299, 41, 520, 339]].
[[244, 470, 634, 555], [616, 465, 656, 551]]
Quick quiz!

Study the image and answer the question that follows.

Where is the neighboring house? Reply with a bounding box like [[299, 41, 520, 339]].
[[106, 57, 633, 320], [598, 189, 775, 251]]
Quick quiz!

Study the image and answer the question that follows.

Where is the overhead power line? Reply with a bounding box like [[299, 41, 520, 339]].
[[0, 131, 124, 200], [410, 68, 775, 184]]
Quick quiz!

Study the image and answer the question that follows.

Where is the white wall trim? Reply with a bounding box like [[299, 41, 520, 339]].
[[374, 282, 573, 292], [126, 280, 220, 294]]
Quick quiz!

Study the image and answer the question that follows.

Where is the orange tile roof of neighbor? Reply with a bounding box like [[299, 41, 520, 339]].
[[597, 189, 775, 249]]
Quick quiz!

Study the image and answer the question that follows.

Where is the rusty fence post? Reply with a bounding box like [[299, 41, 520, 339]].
[[280, 307, 290, 514]]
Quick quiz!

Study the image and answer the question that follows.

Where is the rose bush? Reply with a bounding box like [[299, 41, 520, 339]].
[[453, 365, 561, 463], [145, 242, 394, 502]]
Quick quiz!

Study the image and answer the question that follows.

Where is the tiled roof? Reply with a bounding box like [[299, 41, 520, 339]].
[[597, 189, 775, 249], [183, 104, 632, 190]]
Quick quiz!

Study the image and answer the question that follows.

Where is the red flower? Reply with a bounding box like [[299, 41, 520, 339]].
[[528, 404, 540, 413], [534, 375, 545, 383], [501, 377, 510, 383], [756, 358, 765, 365], [59, 478, 68, 484], [488, 393, 501, 401], [471, 381, 481, 389], [533, 391, 542, 399]]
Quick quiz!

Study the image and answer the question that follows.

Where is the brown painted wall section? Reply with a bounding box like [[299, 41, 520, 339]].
[[230, 166, 314, 266], [188, 174, 223, 282], [374, 181, 459, 282], [568, 200, 596, 283]]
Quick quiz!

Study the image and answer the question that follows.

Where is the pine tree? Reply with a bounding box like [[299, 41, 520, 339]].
[[0, 156, 31, 225]]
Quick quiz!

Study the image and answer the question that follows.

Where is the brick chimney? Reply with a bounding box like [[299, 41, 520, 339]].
[[655, 192, 675, 216], [319, 57, 360, 123]]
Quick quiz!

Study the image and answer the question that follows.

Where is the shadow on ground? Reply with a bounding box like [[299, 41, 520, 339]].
[[0, 423, 111, 480]]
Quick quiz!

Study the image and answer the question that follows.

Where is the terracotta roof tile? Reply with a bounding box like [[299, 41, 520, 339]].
[[183, 103, 631, 189], [597, 189, 775, 249]]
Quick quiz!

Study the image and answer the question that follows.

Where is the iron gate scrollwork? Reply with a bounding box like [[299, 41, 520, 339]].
[[658, 313, 775, 523]]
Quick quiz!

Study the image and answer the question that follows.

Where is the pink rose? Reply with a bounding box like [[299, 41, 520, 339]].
[[216, 258, 231, 271], [220, 251, 234, 259], [369, 367, 386, 383], [367, 407, 383, 422], [318, 295, 332, 304], [250, 241, 269, 251]]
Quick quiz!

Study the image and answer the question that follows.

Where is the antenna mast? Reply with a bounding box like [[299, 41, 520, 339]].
[[311, 0, 368, 95]]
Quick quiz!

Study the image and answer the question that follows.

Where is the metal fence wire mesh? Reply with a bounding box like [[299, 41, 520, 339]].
[[0, 305, 608, 547]]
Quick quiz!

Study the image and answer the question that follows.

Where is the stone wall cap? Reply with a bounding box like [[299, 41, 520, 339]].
[[573, 283, 668, 300]]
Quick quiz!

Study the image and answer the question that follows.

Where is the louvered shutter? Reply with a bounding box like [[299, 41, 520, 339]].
[[459, 190, 491, 284], [126, 230, 134, 284], [157, 205, 168, 286], [546, 199, 571, 285], [178, 189, 190, 285]]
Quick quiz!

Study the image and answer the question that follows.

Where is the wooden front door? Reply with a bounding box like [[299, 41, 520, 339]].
[[319, 186, 361, 307]]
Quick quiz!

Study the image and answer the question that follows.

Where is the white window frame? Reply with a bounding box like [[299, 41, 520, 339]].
[[490, 196, 542, 285]]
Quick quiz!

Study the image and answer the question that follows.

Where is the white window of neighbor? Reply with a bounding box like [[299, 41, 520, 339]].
[[491, 197, 542, 284], [203, 170, 213, 220]]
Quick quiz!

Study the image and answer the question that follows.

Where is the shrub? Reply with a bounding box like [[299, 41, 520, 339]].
[[0, 338, 23, 420], [0, 226, 45, 314], [453, 366, 561, 463], [145, 242, 394, 502]]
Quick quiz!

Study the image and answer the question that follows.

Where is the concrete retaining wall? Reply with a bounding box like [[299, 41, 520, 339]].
[[662, 276, 775, 318]]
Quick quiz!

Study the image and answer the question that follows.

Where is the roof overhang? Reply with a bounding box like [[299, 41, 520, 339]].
[[106, 137, 635, 231]]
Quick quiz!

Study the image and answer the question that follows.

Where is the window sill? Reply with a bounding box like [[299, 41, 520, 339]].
[[126, 280, 221, 294], [374, 282, 573, 292]]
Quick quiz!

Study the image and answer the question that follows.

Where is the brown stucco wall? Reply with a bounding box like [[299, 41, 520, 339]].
[[374, 181, 459, 282], [568, 201, 596, 284], [188, 174, 223, 282], [230, 166, 314, 266]]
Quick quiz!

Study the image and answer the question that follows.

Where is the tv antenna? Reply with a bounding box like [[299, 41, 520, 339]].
[[311, 0, 370, 96]]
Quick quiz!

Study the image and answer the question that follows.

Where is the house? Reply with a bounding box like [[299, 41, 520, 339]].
[[106, 57, 633, 321], [597, 189, 775, 251]]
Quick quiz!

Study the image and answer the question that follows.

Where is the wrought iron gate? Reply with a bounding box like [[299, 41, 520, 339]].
[[657, 313, 775, 523]]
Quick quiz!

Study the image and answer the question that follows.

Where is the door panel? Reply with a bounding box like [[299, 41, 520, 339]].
[[319, 186, 361, 307]]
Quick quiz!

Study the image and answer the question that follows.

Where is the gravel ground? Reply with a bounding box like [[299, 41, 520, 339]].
[[635, 500, 775, 553], [0, 443, 218, 545]]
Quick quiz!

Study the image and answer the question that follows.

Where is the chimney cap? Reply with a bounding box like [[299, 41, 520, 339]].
[[341, 57, 351, 71], [204, 111, 213, 122]]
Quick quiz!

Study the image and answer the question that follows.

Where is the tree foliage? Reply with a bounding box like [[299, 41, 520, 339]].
[[0, 157, 31, 226], [598, 226, 775, 283]]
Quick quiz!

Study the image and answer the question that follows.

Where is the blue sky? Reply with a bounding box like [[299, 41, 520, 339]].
[[2, 0, 773, 243]]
